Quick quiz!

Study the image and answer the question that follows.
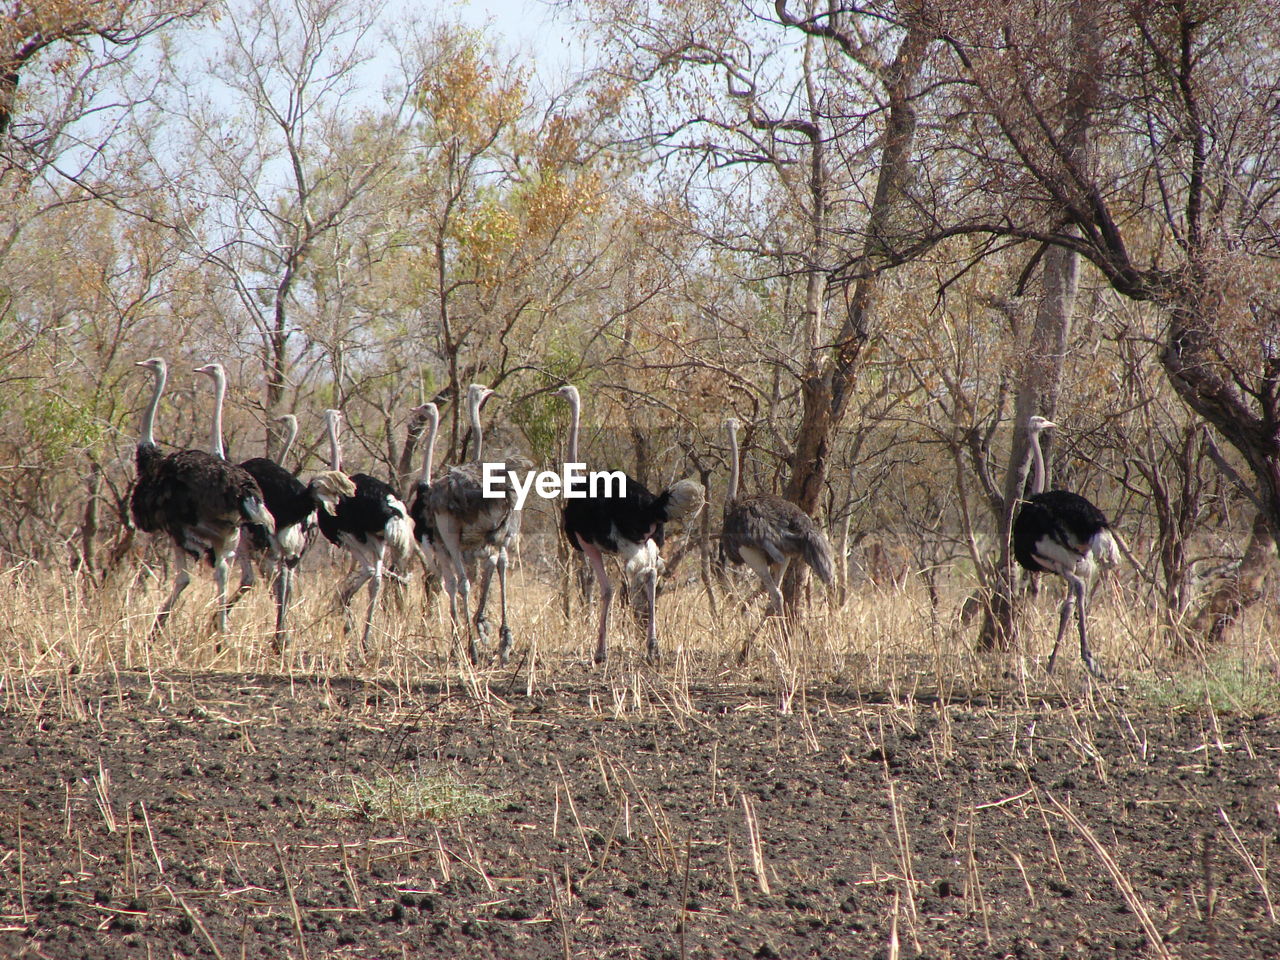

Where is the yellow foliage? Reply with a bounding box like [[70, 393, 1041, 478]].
[[417, 38, 525, 145]]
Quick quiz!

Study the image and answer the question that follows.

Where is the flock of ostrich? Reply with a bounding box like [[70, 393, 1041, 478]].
[[128, 359, 1121, 675]]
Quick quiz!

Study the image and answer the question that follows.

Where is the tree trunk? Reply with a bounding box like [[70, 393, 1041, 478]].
[[977, 1, 1096, 653], [1185, 510, 1275, 650], [782, 29, 926, 519], [77, 458, 102, 583], [978, 240, 1081, 651], [778, 24, 928, 607]]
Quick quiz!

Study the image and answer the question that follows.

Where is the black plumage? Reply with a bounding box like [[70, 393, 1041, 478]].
[[318, 408, 414, 663], [241, 457, 316, 544], [1012, 491, 1111, 575], [563, 477, 673, 556], [130, 358, 275, 639], [554, 385, 705, 664], [192, 366, 356, 647], [317, 472, 407, 550], [1011, 416, 1119, 677]]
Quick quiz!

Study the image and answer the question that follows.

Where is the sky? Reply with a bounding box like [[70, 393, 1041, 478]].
[[454, 0, 592, 85]]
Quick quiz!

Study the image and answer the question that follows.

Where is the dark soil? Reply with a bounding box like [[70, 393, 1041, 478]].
[[1, 671, 1277, 959]]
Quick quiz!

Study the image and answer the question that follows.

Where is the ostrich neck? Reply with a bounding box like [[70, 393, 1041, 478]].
[[208, 370, 227, 459], [726, 423, 741, 503], [421, 412, 439, 482], [565, 393, 580, 464], [279, 418, 298, 465], [326, 416, 342, 472], [1030, 430, 1047, 495], [140, 366, 166, 448], [470, 396, 484, 464]]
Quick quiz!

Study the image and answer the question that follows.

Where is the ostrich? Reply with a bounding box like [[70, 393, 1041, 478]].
[[129, 357, 276, 639], [191, 364, 354, 647], [407, 402, 454, 591], [721, 417, 834, 661], [427, 384, 529, 665], [1012, 415, 1120, 677], [554, 384, 705, 665], [316, 408, 414, 662]]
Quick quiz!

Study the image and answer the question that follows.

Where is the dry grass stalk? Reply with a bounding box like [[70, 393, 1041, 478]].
[[16, 810, 29, 923], [165, 884, 227, 960], [741, 794, 770, 895], [887, 779, 919, 927], [339, 840, 360, 905], [137, 800, 164, 876], [1217, 808, 1276, 921], [273, 842, 311, 960], [93, 758, 116, 834], [964, 809, 992, 946], [555, 760, 593, 859], [1047, 792, 1174, 960]]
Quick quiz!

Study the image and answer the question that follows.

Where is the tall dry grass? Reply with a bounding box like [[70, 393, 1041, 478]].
[[1, 546, 1276, 707]]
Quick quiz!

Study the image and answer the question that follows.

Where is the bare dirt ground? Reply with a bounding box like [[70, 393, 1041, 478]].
[[1, 668, 1278, 959]]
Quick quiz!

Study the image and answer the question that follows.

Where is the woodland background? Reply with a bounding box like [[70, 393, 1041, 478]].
[[2, 0, 1279, 654]]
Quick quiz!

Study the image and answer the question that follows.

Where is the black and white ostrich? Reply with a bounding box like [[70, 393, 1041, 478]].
[[129, 357, 276, 639], [192, 364, 354, 647], [316, 407, 414, 662], [427, 384, 529, 665], [554, 384, 705, 664], [721, 417, 834, 661], [1012, 415, 1119, 677]]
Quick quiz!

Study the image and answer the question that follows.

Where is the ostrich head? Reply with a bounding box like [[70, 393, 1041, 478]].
[[411, 402, 440, 426], [554, 384, 579, 404], [1027, 415, 1057, 435], [135, 357, 166, 375], [467, 383, 495, 408]]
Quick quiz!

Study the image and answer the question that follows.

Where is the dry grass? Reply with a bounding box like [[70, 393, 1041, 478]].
[[2, 548, 1276, 705], [3, 552, 1279, 958]]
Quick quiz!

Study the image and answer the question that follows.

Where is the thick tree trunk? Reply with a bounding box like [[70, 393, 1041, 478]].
[[1185, 510, 1275, 649], [978, 240, 1080, 651], [977, 1, 1096, 653], [782, 31, 925, 519], [778, 24, 927, 607]]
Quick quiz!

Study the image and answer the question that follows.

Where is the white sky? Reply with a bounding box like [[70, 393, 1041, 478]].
[[455, 0, 592, 84]]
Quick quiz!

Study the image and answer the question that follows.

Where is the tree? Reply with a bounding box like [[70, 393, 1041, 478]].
[[577, 0, 933, 606], [928, 0, 1280, 640], [143, 0, 413, 455]]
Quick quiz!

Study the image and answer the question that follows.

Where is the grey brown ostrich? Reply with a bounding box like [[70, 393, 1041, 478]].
[[427, 384, 529, 664], [129, 357, 276, 640], [315, 408, 414, 663], [554, 384, 705, 664], [1012, 415, 1119, 677], [192, 364, 354, 647], [721, 417, 834, 661], [407, 402, 454, 594]]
